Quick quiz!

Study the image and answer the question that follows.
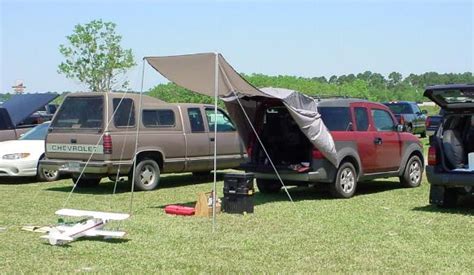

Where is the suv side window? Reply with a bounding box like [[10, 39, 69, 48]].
[[318, 107, 351, 131], [354, 107, 369, 131], [113, 98, 135, 127], [187, 108, 205, 132], [205, 109, 236, 132], [371, 109, 395, 131], [142, 109, 175, 128]]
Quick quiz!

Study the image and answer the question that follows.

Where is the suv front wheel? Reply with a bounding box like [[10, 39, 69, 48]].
[[400, 155, 422, 188], [132, 158, 161, 191], [330, 162, 357, 198]]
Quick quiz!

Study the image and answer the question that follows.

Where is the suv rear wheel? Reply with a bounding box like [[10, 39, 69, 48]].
[[330, 162, 357, 198], [72, 175, 101, 188], [400, 155, 422, 188], [256, 179, 282, 194], [132, 158, 160, 191]]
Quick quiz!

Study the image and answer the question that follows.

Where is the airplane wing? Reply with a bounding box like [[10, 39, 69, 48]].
[[55, 209, 130, 221], [84, 229, 126, 238]]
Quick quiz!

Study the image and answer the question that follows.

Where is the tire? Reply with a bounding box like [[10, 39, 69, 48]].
[[330, 162, 357, 198], [132, 158, 160, 191], [400, 155, 422, 188], [72, 175, 101, 188], [36, 158, 60, 182], [256, 179, 282, 194], [440, 188, 459, 208]]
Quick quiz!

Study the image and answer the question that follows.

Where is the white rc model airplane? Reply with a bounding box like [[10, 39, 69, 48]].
[[41, 209, 130, 245]]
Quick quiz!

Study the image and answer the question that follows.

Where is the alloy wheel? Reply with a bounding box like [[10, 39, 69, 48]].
[[340, 168, 355, 194], [409, 160, 421, 185], [140, 164, 156, 186]]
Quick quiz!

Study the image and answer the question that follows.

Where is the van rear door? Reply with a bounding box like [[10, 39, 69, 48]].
[[46, 95, 106, 161]]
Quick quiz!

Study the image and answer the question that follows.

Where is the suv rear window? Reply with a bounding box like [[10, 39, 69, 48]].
[[318, 107, 351, 131], [385, 103, 412, 114], [51, 96, 103, 129]]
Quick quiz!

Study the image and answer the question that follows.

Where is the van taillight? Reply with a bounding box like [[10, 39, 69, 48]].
[[103, 133, 112, 154], [312, 148, 325, 159], [428, 146, 437, 166]]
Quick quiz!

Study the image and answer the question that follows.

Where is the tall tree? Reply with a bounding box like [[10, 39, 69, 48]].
[[388, 71, 403, 87], [58, 19, 135, 92]]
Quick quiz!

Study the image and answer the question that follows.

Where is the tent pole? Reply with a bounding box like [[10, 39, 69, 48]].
[[129, 58, 146, 215], [212, 52, 218, 232]]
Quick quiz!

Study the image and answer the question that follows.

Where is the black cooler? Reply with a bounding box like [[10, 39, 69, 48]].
[[222, 173, 255, 214]]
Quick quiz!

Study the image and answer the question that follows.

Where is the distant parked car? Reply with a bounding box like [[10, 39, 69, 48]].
[[383, 101, 427, 137], [0, 93, 58, 142], [424, 84, 474, 207], [425, 111, 444, 136], [243, 98, 424, 198], [0, 122, 59, 181]]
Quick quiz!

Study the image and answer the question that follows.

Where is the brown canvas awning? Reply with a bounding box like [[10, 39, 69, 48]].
[[144, 53, 337, 165]]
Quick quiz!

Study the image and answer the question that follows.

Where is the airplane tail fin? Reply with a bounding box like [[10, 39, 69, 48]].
[[40, 227, 73, 246]]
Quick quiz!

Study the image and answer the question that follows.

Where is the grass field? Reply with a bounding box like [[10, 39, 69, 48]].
[[1, 166, 473, 273]]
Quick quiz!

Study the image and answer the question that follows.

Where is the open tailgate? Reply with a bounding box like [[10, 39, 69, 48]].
[[424, 84, 474, 111]]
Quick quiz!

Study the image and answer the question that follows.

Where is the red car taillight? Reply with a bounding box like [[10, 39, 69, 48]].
[[425, 117, 431, 127], [312, 148, 325, 159], [399, 116, 405, 125], [103, 133, 112, 154], [428, 146, 437, 166], [246, 145, 253, 158]]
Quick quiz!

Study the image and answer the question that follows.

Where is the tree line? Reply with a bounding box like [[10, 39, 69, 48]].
[[148, 71, 474, 104]]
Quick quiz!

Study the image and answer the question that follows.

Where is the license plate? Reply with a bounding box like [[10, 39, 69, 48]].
[[66, 162, 81, 172]]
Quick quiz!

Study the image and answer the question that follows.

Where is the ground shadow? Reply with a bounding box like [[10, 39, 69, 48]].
[[46, 180, 132, 195], [45, 172, 227, 195], [251, 179, 404, 206], [413, 195, 474, 216], [157, 172, 226, 189], [0, 177, 42, 185], [355, 180, 405, 196], [151, 179, 406, 209], [0, 175, 70, 185], [41, 236, 129, 247]]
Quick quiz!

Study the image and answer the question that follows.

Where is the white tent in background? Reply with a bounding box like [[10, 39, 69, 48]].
[[143, 53, 336, 230]]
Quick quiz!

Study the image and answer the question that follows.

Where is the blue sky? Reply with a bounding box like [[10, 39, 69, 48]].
[[1, 0, 473, 93]]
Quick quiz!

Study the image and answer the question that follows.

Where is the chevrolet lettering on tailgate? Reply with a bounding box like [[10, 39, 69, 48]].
[[47, 143, 104, 154]]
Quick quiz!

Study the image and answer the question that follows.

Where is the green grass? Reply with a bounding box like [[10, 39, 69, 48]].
[[420, 105, 441, 116], [0, 171, 473, 273]]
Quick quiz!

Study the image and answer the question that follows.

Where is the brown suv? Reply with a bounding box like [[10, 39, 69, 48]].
[[41, 92, 245, 190]]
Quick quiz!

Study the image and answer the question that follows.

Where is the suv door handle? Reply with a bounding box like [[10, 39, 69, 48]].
[[374, 137, 383, 145], [210, 137, 215, 142]]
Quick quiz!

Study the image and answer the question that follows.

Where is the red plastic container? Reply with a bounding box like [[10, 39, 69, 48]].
[[164, 205, 195, 216]]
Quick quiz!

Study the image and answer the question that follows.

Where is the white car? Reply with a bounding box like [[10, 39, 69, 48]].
[[0, 122, 59, 181]]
